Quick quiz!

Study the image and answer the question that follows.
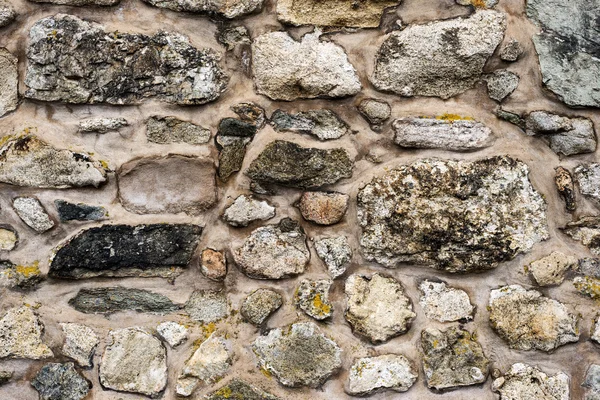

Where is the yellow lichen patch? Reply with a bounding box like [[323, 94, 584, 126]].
[[214, 386, 233, 398], [312, 293, 331, 316], [471, 0, 488, 8], [260, 366, 272, 378], [574, 276, 600, 300], [435, 113, 474, 122], [15, 261, 40, 278]]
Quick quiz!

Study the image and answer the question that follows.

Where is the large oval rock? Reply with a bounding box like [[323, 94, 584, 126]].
[[142, 0, 262, 18]]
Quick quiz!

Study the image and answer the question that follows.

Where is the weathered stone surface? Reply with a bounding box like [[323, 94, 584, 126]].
[[573, 271, 600, 299], [252, 30, 360, 101], [499, 38, 523, 62], [31, 363, 91, 400], [527, 0, 600, 107], [345, 273, 415, 344], [525, 111, 596, 156], [219, 118, 257, 137], [371, 11, 506, 99], [0, 260, 42, 289], [50, 224, 202, 279], [492, 363, 569, 400], [217, 136, 252, 181], [577, 258, 600, 279], [421, 326, 489, 390], [78, 117, 127, 134], [60, 323, 99, 368], [563, 217, 600, 255], [418, 280, 473, 322], [357, 98, 391, 131], [100, 327, 167, 397], [240, 288, 283, 326], [218, 26, 251, 51], [222, 195, 275, 227], [0, 1, 16, 28], [346, 354, 417, 396], [55, 200, 107, 222], [297, 191, 349, 225], [0, 370, 11, 385], [555, 166, 576, 212], [30, 0, 118, 5], [358, 157, 548, 272], [146, 116, 210, 145], [295, 279, 333, 320], [528, 251, 576, 287], [69, 287, 179, 315], [485, 70, 519, 102], [252, 322, 342, 388], [206, 379, 280, 400], [200, 248, 227, 281], [142, 0, 262, 18], [0, 306, 53, 360], [0, 226, 17, 251], [393, 117, 494, 150], [575, 164, 600, 206], [231, 102, 266, 128], [489, 285, 579, 351], [496, 107, 525, 128], [583, 364, 600, 400], [156, 321, 188, 348], [25, 15, 227, 105], [13, 197, 54, 233], [184, 290, 228, 323], [593, 316, 600, 344], [0, 48, 17, 118], [314, 236, 351, 279], [270, 109, 350, 141], [233, 218, 310, 279], [0, 135, 107, 188]]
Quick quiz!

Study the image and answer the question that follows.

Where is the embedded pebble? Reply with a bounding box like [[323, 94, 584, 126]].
[[528, 251, 576, 287], [492, 363, 569, 400], [31, 363, 91, 400], [78, 117, 127, 133], [54, 200, 107, 222], [357, 98, 391, 130], [485, 70, 520, 102], [200, 248, 227, 281], [297, 191, 349, 225], [499, 38, 524, 62], [0, 226, 17, 251], [222, 195, 275, 227], [156, 321, 188, 348], [555, 166, 576, 212], [146, 116, 211, 145], [524, 111, 596, 156], [295, 279, 333, 320], [270, 109, 350, 141], [184, 290, 228, 323]]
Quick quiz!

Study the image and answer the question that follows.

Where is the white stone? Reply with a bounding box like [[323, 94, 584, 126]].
[[418, 280, 474, 322], [346, 354, 417, 396], [222, 195, 275, 227], [0, 306, 53, 360], [13, 197, 54, 233], [156, 321, 188, 348], [60, 323, 99, 368]]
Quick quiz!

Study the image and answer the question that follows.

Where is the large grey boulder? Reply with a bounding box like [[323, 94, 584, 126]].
[[0, 48, 17, 118], [142, 0, 263, 18]]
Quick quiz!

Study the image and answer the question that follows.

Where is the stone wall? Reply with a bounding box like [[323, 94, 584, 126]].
[[0, 0, 599, 399]]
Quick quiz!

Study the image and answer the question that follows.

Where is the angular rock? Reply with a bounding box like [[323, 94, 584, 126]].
[[200, 248, 227, 281], [295, 279, 333, 320], [240, 288, 283, 326], [358, 156, 548, 272], [371, 11, 506, 99], [252, 322, 342, 388], [270, 109, 350, 141], [555, 166, 576, 212], [30, 0, 118, 4], [252, 30, 360, 101], [357, 98, 391, 131], [297, 191, 349, 225], [496, 107, 525, 128], [31, 363, 91, 400], [528, 251, 576, 287], [54, 200, 107, 222], [485, 70, 519, 102], [232, 103, 266, 127], [573, 275, 600, 299], [50, 224, 202, 279], [0, 135, 106, 188], [420, 326, 489, 390], [156, 321, 188, 348], [218, 26, 251, 51], [0, 260, 42, 289], [60, 323, 99, 368], [583, 365, 600, 400], [206, 379, 280, 400], [13, 197, 54, 233], [577, 258, 600, 279], [575, 164, 600, 207], [233, 218, 310, 279], [223, 195, 275, 227], [146, 116, 210, 145], [0, 306, 53, 360], [345, 273, 415, 344], [142, 0, 262, 18], [184, 290, 228, 323], [25, 15, 227, 105], [314, 236, 351, 279], [418, 280, 474, 322], [0, 1, 16, 28], [100, 327, 167, 397], [499, 38, 524, 62], [217, 136, 252, 181], [78, 118, 127, 134], [0, 48, 17, 118], [69, 287, 179, 315], [346, 354, 417, 396], [524, 111, 596, 156], [219, 118, 257, 137], [492, 363, 569, 400], [393, 117, 494, 150], [562, 217, 600, 255], [488, 285, 579, 351], [0, 226, 17, 251]]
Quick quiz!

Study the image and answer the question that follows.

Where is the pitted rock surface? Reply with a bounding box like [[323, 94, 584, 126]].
[[206, 379, 280, 400], [314, 236, 352, 279], [142, 0, 262, 18], [346, 354, 417, 396], [562, 217, 600, 255], [60, 323, 99, 367], [31, 363, 91, 400], [0, 306, 53, 360], [69, 287, 179, 314], [492, 363, 569, 400], [222, 195, 275, 227], [524, 111, 596, 156], [240, 288, 283, 326], [12, 197, 54, 233], [78, 117, 127, 134], [184, 290, 228, 323], [146, 116, 211, 145], [418, 280, 474, 322], [0, 1, 16, 28], [270, 109, 350, 141], [295, 279, 333, 320]]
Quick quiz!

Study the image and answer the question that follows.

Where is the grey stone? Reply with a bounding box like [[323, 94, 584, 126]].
[[0, 1, 16, 28], [577, 258, 600, 279], [499, 38, 524, 62], [0, 135, 107, 188], [528, 251, 576, 287], [30, 0, 119, 5], [217, 135, 252, 181], [206, 379, 280, 400], [54, 200, 107, 222], [489, 285, 579, 351], [200, 248, 227, 281], [270, 109, 350, 141], [420, 326, 489, 390], [371, 10, 506, 99], [358, 156, 548, 272], [78, 118, 128, 134], [0, 48, 17, 118], [297, 191, 349, 225], [295, 279, 333, 320], [99, 327, 167, 397], [156, 321, 188, 348], [346, 354, 417, 396], [218, 26, 251, 51], [524, 111, 596, 156], [222, 195, 275, 227], [142, 0, 262, 18], [25, 15, 227, 105], [314, 236, 351, 279], [492, 363, 569, 400], [69, 287, 179, 315], [0, 260, 42, 289], [0, 226, 18, 251], [233, 218, 310, 279], [0, 306, 53, 360], [251, 30, 361, 101], [146, 116, 210, 145], [555, 166, 576, 212], [31, 363, 91, 400], [562, 217, 600, 255], [231, 102, 266, 128], [357, 98, 391, 130], [393, 117, 494, 150], [584, 365, 600, 400], [495, 107, 525, 128], [573, 275, 600, 300], [13, 197, 54, 233], [49, 224, 202, 279], [345, 273, 415, 344], [252, 322, 342, 388], [240, 288, 283, 326], [60, 323, 99, 368], [418, 280, 473, 322], [485, 70, 519, 102], [575, 163, 600, 206], [184, 290, 228, 323]]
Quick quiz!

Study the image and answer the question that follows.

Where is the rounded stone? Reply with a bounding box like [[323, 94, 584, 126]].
[[297, 191, 349, 225]]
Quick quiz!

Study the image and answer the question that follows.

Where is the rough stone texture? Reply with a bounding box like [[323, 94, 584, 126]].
[[371, 11, 506, 99], [418, 280, 474, 322], [252, 322, 342, 388], [346, 354, 417, 396], [69, 287, 179, 315], [0, 227, 17, 251], [240, 288, 283, 326], [488, 285, 579, 351], [60, 323, 99, 368], [314, 236, 352, 279], [232, 102, 266, 128], [146, 116, 210, 145], [485, 70, 520, 102], [499, 38, 523, 62], [528, 251, 576, 287], [25, 15, 227, 105], [584, 364, 600, 400], [0, 260, 42, 289], [184, 290, 228, 323], [358, 157, 548, 272], [393, 117, 494, 150], [524, 111, 596, 156], [555, 166, 576, 212], [563, 217, 600, 255], [0, 306, 53, 360], [295, 279, 333, 320], [270, 109, 350, 141], [492, 363, 569, 400], [13, 197, 54, 233], [251, 30, 360, 101], [206, 379, 280, 400], [297, 191, 349, 225], [0, 1, 16, 28], [357, 98, 391, 131], [142, 0, 263, 18], [420, 326, 489, 390], [0, 48, 18, 118], [200, 248, 227, 281], [49, 224, 202, 279], [30, 0, 119, 5], [31, 363, 91, 400], [156, 321, 188, 348], [345, 273, 415, 344], [78, 118, 127, 134], [99, 327, 167, 397], [222, 195, 275, 227], [575, 164, 600, 206], [54, 200, 107, 222]]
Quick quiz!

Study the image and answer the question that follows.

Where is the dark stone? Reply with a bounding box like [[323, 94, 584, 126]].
[[207, 379, 280, 400], [578, 258, 600, 279], [69, 287, 179, 314], [49, 224, 202, 279], [54, 200, 107, 222], [218, 118, 257, 137], [495, 108, 525, 129], [31, 363, 91, 400], [217, 136, 250, 181]]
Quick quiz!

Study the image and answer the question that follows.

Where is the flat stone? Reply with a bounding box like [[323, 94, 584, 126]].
[[583, 365, 600, 400], [499, 38, 524, 62], [421, 326, 489, 390], [200, 248, 227, 281], [30, 0, 119, 4], [371, 10, 505, 99], [488, 285, 579, 351], [0, 135, 107, 188], [496, 107, 525, 128], [270, 109, 350, 141], [456, 0, 497, 6], [0, 226, 17, 251], [146, 116, 210, 145], [0, 260, 42, 289], [252, 322, 342, 388], [295, 279, 333, 320], [31, 363, 90, 400], [575, 164, 600, 206], [346, 354, 417, 396], [524, 111, 596, 156], [78, 118, 128, 134], [492, 363, 569, 400], [233, 218, 310, 279], [50, 224, 202, 279], [314, 236, 351, 279], [357, 98, 391, 131], [13, 197, 54, 233], [25, 15, 227, 105], [393, 117, 494, 150], [252, 30, 360, 101], [54, 200, 107, 222], [240, 288, 283, 326], [69, 287, 179, 315], [0, 1, 16, 28], [297, 191, 349, 225], [156, 321, 188, 348], [485, 70, 519, 102], [100, 327, 167, 397], [418, 280, 474, 322], [528, 251, 576, 287], [0, 306, 53, 360], [184, 290, 228, 323], [345, 273, 415, 344], [562, 217, 600, 255], [142, 0, 262, 18], [60, 323, 99, 368], [222, 195, 275, 227], [0, 48, 17, 118], [555, 166, 576, 212], [206, 379, 280, 400]]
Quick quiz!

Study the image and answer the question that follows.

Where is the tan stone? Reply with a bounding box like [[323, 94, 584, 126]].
[[297, 191, 349, 225], [201, 248, 227, 281]]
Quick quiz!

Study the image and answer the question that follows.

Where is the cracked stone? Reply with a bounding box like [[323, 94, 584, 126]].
[[528, 251, 576, 287], [13, 197, 54, 233], [142, 0, 263, 18], [78, 118, 128, 134], [54, 200, 107, 222], [314, 236, 352, 279], [146, 116, 211, 145], [295, 279, 333, 320], [524, 111, 596, 156], [346, 354, 417, 396], [156, 321, 188, 348], [31, 363, 91, 400], [69, 287, 179, 315], [0, 306, 53, 360], [184, 290, 228, 323], [0, 48, 17, 118], [270, 109, 350, 141], [418, 280, 474, 322], [200, 248, 227, 281], [492, 363, 569, 400], [240, 288, 283, 326], [485, 70, 520, 102], [555, 166, 576, 212], [222, 195, 275, 227], [297, 191, 349, 225], [60, 323, 99, 368]]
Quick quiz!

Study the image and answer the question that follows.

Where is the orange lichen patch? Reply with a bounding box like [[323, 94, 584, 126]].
[[312, 293, 331, 316], [435, 113, 474, 122], [471, 0, 488, 8]]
